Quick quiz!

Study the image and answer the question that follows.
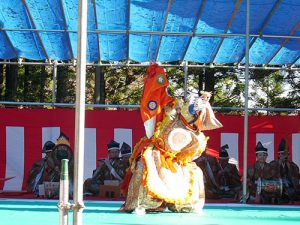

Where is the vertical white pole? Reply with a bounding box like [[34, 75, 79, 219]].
[[242, 0, 250, 204], [58, 159, 70, 225], [52, 60, 57, 104], [73, 0, 87, 224], [184, 60, 188, 101]]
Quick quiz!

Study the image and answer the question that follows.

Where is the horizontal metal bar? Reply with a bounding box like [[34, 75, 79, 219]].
[[185, 64, 300, 71], [1, 28, 300, 39], [213, 106, 300, 112], [0, 101, 140, 109], [0, 61, 57, 66], [0, 60, 300, 71], [0, 101, 298, 112], [121, 63, 300, 71]]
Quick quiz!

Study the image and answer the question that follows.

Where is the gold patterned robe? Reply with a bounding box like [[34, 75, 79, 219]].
[[124, 113, 207, 212]]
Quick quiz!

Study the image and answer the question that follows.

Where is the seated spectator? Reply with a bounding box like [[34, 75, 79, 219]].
[[217, 144, 241, 199], [270, 138, 300, 203], [119, 142, 132, 197], [247, 141, 277, 203], [26, 132, 73, 198], [26, 141, 55, 195], [44, 132, 73, 183], [84, 140, 126, 196], [195, 149, 220, 199], [120, 142, 132, 171]]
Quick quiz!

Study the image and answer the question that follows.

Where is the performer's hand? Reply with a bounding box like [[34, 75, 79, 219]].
[[165, 105, 177, 118]]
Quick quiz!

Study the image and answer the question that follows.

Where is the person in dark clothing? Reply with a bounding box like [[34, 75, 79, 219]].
[[195, 150, 220, 199], [270, 138, 300, 203], [217, 144, 241, 198], [247, 141, 277, 203], [84, 140, 126, 195]]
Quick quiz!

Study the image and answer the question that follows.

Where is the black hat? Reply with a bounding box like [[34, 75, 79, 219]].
[[42, 141, 55, 153], [107, 140, 120, 151], [255, 141, 268, 154], [120, 142, 132, 156], [278, 138, 288, 153], [219, 144, 229, 158]]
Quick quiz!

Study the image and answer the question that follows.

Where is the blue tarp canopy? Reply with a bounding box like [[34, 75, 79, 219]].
[[0, 0, 299, 66]]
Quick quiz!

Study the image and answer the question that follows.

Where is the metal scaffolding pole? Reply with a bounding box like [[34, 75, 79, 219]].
[[58, 159, 70, 225], [0, 101, 298, 112], [242, 0, 250, 204], [73, 0, 87, 224], [184, 61, 188, 100], [52, 61, 58, 104], [1, 27, 300, 39], [0, 60, 299, 71]]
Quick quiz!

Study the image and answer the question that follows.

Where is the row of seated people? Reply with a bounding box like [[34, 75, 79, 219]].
[[76, 138, 300, 204], [194, 139, 300, 204], [247, 139, 300, 204], [27, 137, 299, 204], [27, 137, 128, 198], [81, 140, 241, 199]]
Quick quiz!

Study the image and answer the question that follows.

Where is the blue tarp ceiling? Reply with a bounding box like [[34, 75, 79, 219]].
[[0, 0, 299, 66]]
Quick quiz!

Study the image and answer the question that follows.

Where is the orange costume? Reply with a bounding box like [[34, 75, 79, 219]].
[[120, 64, 174, 197], [121, 64, 222, 213]]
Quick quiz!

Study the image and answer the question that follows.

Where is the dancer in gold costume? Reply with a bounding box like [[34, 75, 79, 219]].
[[121, 64, 222, 213]]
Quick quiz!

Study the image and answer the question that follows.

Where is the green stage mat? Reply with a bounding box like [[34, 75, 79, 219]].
[[1, 199, 299, 225]]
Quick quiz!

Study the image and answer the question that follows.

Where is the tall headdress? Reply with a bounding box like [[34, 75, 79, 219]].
[[56, 132, 70, 147], [219, 144, 229, 158], [53, 132, 72, 162], [42, 141, 55, 153], [140, 64, 175, 138], [278, 138, 288, 153], [107, 140, 120, 151], [255, 141, 268, 154], [120, 142, 132, 156]]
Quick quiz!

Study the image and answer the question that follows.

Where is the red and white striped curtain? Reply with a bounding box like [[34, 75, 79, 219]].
[[0, 108, 299, 192]]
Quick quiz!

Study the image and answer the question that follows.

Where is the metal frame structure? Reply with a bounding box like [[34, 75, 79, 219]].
[[242, 0, 250, 204], [126, 0, 131, 63], [1, 27, 300, 39], [0, 101, 299, 113], [1, 60, 300, 70], [52, 61, 58, 104], [1, 1, 299, 67], [73, 1, 87, 224]]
